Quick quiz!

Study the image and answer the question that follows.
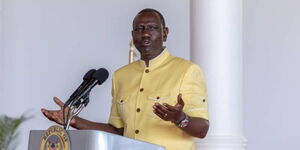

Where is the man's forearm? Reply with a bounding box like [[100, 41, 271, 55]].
[[71, 116, 123, 135], [179, 117, 209, 138]]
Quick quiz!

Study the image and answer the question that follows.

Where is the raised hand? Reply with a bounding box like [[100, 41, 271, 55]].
[[153, 93, 185, 124], [41, 97, 75, 126]]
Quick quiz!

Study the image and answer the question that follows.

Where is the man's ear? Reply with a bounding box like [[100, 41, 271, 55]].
[[163, 27, 169, 42]]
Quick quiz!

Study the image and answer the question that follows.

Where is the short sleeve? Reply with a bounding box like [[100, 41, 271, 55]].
[[108, 74, 124, 128], [180, 64, 209, 120]]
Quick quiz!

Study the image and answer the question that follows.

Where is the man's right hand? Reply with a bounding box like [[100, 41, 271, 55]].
[[41, 97, 123, 135], [41, 97, 76, 126]]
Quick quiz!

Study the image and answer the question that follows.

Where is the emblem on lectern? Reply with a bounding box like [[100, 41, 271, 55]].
[[40, 125, 70, 150]]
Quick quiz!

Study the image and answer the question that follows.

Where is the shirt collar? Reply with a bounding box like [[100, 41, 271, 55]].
[[138, 48, 170, 69]]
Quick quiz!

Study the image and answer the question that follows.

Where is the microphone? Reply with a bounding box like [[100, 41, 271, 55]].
[[68, 68, 109, 107], [64, 69, 96, 107]]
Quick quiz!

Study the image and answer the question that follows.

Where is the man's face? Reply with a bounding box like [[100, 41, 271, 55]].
[[132, 12, 168, 56]]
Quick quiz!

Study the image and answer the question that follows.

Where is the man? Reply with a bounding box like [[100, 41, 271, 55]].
[[41, 8, 209, 150]]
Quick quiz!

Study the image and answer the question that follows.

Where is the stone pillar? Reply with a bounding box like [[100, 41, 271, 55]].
[[190, 0, 247, 149]]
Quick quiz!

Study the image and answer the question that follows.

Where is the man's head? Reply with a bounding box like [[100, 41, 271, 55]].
[[132, 8, 169, 59]]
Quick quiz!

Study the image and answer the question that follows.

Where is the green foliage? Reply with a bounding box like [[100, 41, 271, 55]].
[[0, 114, 30, 150]]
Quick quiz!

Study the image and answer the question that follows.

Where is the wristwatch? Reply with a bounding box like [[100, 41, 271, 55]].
[[177, 113, 190, 128]]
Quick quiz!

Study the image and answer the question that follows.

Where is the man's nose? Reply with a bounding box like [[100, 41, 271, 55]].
[[142, 28, 151, 38]]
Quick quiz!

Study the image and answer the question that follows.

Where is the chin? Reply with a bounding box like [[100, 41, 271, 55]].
[[139, 48, 154, 54]]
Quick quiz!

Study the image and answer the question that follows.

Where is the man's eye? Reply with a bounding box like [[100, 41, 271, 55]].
[[134, 27, 144, 32], [148, 26, 160, 30]]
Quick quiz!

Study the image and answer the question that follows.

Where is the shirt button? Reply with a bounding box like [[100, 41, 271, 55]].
[[139, 88, 144, 92], [203, 99, 206, 102], [156, 96, 160, 100], [145, 69, 149, 73], [135, 130, 139, 134], [136, 108, 141, 112]]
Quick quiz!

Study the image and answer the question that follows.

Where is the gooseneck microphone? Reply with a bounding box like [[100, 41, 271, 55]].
[[64, 69, 96, 107], [63, 68, 109, 129], [68, 68, 109, 107]]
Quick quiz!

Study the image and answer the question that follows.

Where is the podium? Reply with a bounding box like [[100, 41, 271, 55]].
[[28, 130, 165, 150]]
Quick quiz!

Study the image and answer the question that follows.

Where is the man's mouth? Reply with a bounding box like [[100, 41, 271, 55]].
[[142, 39, 151, 46]]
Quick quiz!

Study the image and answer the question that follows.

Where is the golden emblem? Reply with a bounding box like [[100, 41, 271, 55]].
[[129, 40, 138, 63], [40, 125, 70, 150]]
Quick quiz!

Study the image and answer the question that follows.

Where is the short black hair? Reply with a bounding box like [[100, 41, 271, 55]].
[[136, 8, 166, 27]]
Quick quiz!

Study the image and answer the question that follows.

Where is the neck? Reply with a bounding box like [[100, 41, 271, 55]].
[[141, 47, 165, 67]]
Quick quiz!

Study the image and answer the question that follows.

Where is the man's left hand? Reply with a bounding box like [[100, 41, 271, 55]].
[[153, 93, 185, 123]]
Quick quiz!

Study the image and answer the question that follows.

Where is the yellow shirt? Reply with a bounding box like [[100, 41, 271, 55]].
[[108, 48, 208, 150]]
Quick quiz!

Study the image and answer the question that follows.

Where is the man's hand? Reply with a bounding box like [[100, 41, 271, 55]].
[[41, 97, 75, 126], [153, 93, 209, 138], [153, 94, 185, 123], [41, 97, 122, 134]]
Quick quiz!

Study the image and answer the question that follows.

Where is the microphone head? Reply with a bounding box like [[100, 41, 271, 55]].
[[83, 69, 96, 80], [93, 68, 109, 85]]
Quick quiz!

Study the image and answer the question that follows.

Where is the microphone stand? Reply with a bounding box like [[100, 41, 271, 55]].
[[63, 93, 90, 130]]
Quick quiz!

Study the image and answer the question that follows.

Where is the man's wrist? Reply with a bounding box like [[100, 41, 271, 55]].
[[174, 113, 190, 128], [70, 116, 79, 128], [173, 112, 186, 125]]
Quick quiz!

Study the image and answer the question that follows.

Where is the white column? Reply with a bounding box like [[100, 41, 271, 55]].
[[190, 0, 247, 150]]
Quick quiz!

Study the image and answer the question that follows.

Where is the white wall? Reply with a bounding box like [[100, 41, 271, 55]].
[[243, 0, 300, 149], [0, 1, 190, 149], [0, 0, 3, 99]]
